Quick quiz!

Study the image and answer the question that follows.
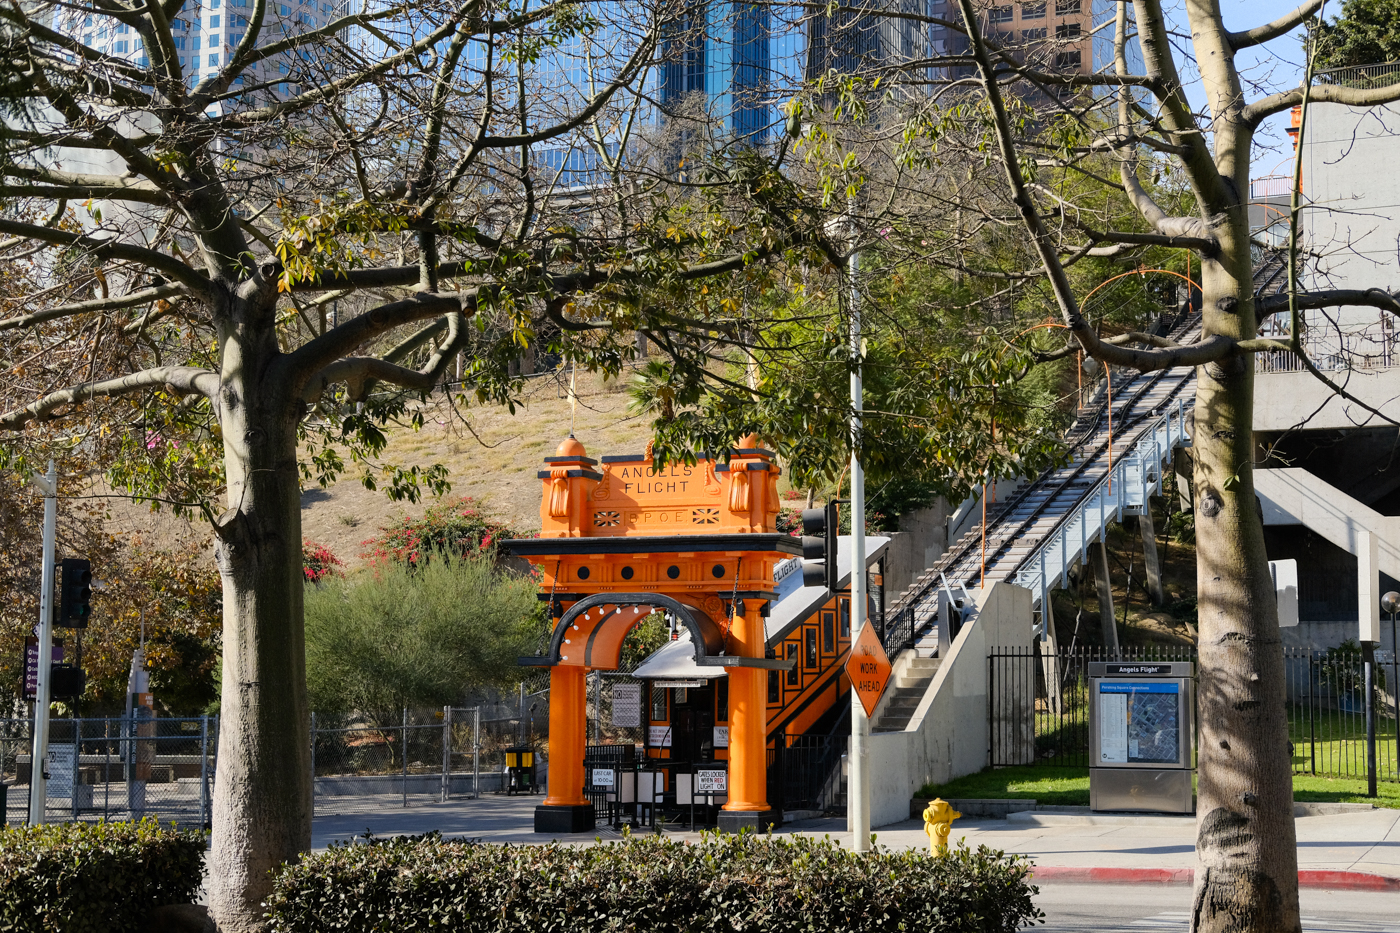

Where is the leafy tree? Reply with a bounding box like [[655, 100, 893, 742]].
[[1315, 0, 1400, 69], [85, 540, 223, 715], [0, 2, 827, 924], [0, 468, 120, 710], [304, 551, 537, 723]]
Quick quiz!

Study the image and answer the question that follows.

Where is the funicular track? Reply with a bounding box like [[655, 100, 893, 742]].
[[883, 308, 1203, 655], [882, 254, 1292, 659]]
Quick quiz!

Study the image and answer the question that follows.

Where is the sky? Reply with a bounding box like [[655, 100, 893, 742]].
[[1169, 0, 1313, 178]]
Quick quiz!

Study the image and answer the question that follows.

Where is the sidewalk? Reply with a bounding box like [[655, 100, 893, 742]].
[[310, 793, 1400, 886]]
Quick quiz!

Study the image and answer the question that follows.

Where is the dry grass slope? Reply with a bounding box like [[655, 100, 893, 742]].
[[93, 369, 658, 567]]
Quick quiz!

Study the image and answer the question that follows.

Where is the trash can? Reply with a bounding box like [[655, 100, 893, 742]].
[[504, 746, 536, 795], [1089, 661, 1194, 813]]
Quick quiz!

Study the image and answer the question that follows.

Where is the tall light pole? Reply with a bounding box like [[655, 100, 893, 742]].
[[847, 222, 871, 852], [1383, 592, 1400, 778], [29, 461, 57, 825]]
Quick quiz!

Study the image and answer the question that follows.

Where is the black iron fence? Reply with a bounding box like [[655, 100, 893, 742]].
[[989, 645, 1196, 768], [770, 733, 845, 814], [1289, 645, 1398, 782], [989, 644, 1399, 784]]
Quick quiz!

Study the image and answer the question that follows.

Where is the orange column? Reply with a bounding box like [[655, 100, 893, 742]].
[[543, 665, 589, 807], [723, 602, 770, 814]]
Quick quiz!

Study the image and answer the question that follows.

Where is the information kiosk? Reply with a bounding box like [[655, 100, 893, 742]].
[[1088, 661, 1194, 813]]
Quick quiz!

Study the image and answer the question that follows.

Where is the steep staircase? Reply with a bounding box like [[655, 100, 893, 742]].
[[871, 656, 941, 733]]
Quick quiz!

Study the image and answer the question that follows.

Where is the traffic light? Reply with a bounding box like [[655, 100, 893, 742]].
[[800, 501, 839, 591], [58, 558, 92, 628], [50, 664, 86, 700]]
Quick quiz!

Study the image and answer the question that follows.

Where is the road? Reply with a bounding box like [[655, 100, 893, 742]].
[[1034, 884, 1400, 931]]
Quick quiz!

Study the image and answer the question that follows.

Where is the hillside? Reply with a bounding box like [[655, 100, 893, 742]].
[[92, 368, 660, 567]]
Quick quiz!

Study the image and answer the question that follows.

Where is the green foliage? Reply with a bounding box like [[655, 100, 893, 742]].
[[359, 496, 518, 565], [1314, 0, 1400, 70], [304, 551, 539, 721], [265, 830, 1043, 933], [0, 819, 205, 933], [620, 611, 670, 670]]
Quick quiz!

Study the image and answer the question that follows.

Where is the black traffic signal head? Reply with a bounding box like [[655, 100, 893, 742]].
[[50, 663, 86, 699], [799, 502, 839, 591], [58, 558, 92, 628]]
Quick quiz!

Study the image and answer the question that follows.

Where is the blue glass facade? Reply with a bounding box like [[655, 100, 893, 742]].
[[661, 1, 780, 143]]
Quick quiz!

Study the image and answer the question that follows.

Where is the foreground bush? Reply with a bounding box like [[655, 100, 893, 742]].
[[266, 831, 1042, 932], [0, 819, 205, 933]]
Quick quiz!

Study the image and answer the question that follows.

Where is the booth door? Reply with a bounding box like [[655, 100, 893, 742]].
[[670, 685, 715, 764]]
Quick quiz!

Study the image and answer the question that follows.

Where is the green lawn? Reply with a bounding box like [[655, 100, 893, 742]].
[[917, 765, 1400, 809]]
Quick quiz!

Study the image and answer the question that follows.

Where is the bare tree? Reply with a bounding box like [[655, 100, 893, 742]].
[[801, 0, 1400, 928]]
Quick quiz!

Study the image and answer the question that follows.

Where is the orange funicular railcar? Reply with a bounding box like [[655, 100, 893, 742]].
[[505, 435, 887, 833]]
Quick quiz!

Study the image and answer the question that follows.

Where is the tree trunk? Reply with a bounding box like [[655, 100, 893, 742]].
[[207, 290, 312, 933], [1189, 209, 1300, 933]]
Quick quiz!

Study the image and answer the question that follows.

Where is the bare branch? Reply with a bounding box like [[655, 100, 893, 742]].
[[1227, 0, 1323, 51], [0, 283, 185, 332], [955, 0, 1233, 373], [0, 366, 219, 430], [0, 218, 210, 296], [1256, 287, 1400, 321], [1244, 80, 1400, 128]]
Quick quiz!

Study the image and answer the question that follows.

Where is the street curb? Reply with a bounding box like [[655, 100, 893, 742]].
[[1030, 867, 1400, 891]]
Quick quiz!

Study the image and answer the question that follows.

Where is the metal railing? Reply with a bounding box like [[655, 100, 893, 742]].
[[1250, 175, 1296, 200], [1316, 61, 1400, 88], [988, 644, 1400, 784], [1254, 330, 1400, 375], [1013, 399, 1190, 635]]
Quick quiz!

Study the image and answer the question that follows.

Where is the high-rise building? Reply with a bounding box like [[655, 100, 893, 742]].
[[927, 0, 1143, 96], [660, 1, 777, 142], [49, 0, 345, 109]]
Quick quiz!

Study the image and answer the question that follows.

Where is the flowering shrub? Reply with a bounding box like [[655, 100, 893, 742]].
[[303, 541, 344, 582], [360, 496, 518, 566], [775, 507, 803, 536]]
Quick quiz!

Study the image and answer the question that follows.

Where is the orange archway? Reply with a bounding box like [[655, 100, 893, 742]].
[[506, 436, 798, 833]]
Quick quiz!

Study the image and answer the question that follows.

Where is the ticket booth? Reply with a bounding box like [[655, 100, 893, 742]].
[[1089, 661, 1195, 813]]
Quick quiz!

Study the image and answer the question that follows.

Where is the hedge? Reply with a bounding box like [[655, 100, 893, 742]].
[[0, 818, 206, 933], [266, 830, 1043, 932]]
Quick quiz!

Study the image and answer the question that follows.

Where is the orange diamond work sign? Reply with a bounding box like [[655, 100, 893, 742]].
[[845, 622, 892, 718]]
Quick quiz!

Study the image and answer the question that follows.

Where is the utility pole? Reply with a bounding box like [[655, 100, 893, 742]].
[[847, 225, 871, 853], [28, 461, 57, 825]]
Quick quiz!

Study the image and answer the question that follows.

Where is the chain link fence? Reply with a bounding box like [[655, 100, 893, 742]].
[[2, 716, 215, 827], [309, 698, 555, 813]]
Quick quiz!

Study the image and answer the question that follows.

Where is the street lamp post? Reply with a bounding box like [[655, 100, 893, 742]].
[[1382, 592, 1400, 778]]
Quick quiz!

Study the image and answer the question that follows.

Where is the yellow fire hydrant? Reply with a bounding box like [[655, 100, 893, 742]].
[[922, 798, 961, 853]]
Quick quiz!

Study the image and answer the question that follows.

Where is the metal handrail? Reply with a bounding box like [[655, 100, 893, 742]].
[[1013, 400, 1189, 630]]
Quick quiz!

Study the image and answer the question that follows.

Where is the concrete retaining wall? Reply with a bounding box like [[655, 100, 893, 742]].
[[868, 581, 1033, 828]]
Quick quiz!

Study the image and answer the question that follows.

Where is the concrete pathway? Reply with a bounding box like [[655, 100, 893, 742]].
[[311, 793, 1400, 883]]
